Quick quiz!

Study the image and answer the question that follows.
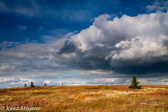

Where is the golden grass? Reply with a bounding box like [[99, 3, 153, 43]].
[[0, 85, 168, 112]]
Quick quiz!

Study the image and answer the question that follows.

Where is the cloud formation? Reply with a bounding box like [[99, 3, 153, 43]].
[[0, 11, 168, 87], [1, 12, 168, 75], [57, 12, 168, 74], [147, 1, 168, 12]]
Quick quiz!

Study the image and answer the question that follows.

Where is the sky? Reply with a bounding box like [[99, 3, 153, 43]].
[[0, 0, 168, 88]]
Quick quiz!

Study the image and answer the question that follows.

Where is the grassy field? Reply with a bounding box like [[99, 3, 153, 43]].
[[0, 85, 168, 112]]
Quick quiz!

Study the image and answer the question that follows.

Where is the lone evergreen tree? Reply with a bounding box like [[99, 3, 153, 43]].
[[44, 83, 46, 86], [30, 82, 35, 88], [129, 75, 142, 89], [24, 83, 26, 87]]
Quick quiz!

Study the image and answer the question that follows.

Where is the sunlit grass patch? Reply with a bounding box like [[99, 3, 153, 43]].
[[76, 95, 85, 99], [97, 85, 118, 90]]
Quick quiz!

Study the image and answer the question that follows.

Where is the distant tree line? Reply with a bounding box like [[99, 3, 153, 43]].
[[24, 76, 142, 89], [24, 82, 48, 88]]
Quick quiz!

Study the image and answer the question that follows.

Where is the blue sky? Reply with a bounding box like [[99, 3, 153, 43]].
[[0, 0, 154, 42], [0, 0, 168, 88]]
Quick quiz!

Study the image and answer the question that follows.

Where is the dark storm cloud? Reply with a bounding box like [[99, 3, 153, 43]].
[[57, 12, 168, 75], [58, 47, 111, 70], [110, 56, 168, 74], [58, 41, 168, 75], [59, 40, 76, 54]]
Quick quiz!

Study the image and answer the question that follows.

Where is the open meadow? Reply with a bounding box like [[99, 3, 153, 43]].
[[0, 85, 168, 112]]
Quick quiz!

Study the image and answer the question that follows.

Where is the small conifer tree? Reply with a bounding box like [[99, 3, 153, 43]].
[[44, 83, 46, 86], [129, 75, 142, 89], [24, 83, 26, 87], [30, 82, 35, 88]]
